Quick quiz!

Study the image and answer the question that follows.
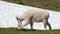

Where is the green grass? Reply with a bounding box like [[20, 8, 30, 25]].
[[0, 28, 60, 34]]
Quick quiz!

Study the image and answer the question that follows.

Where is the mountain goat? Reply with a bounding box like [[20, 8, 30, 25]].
[[16, 9, 52, 30]]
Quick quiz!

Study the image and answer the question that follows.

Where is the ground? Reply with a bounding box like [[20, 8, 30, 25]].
[[0, 28, 60, 34]]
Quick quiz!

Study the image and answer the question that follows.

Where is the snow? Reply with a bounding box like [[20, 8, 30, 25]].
[[0, 1, 60, 30]]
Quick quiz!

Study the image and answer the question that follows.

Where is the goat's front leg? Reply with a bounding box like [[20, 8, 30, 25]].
[[30, 22, 33, 31], [19, 19, 30, 30], [17, 21, 22, 31]]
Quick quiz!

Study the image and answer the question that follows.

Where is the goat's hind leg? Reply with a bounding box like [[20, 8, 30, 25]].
[[46, 22, 52, 30], [43, 19, 47, 30]]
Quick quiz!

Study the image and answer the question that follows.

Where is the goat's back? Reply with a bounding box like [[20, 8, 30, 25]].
[[20, 9, 49, 22]]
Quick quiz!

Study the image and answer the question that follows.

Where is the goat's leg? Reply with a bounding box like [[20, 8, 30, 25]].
[[43, 19, 47, 30], [18, 21, 29, 31], [46, 22, 52, 30], [22, 19, 30, 27], [30, 22, 33, 30], [19, 19, 30, 29], [17, 21, 22, 30], [17, 19, 30, 30]]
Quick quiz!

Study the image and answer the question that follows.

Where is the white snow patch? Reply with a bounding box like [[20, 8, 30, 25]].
[[0, 1, 60, 30]]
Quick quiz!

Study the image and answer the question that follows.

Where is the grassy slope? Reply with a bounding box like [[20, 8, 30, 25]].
[[21, 0, 60, 11], [0, 0, 60, 34], [3, 0, 60, 11], [0, 28, 60, 34]]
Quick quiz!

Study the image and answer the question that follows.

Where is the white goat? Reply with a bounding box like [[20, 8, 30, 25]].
[[16, 9, 52, 30]]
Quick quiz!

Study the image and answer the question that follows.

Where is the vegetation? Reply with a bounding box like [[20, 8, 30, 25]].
[[0, 28, 60, 34], [2, 0, 60, 11], [0, 0, 60, 34]]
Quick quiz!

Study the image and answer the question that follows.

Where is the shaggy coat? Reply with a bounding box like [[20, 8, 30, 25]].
[[16, 9, 52, 30]]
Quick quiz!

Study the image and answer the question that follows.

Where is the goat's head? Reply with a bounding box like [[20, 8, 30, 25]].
[[16, 16, 22, 23]]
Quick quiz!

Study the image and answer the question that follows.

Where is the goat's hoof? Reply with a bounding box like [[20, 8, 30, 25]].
[[17, 29, 23, 31], [30, 29, 35, 31]]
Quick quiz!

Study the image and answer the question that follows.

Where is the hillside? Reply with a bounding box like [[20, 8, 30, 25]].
[[2, 0, 60, 11]]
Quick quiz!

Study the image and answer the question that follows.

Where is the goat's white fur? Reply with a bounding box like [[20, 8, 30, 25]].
[[16, 9, 52, 30]]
